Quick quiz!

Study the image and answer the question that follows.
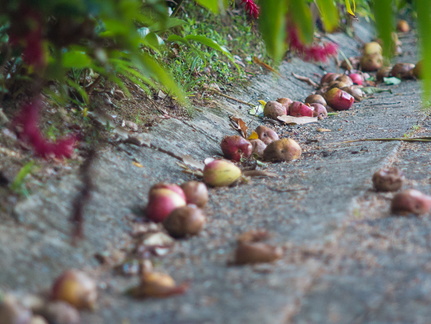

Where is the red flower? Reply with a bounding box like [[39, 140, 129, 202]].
[[241, 0, 260, 19], [13, 97, 77, 159], [287, 25, 338, 62]]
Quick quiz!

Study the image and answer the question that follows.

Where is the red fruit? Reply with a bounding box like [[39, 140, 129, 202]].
[[324, 88, 354, 111], [288, 101, 314, 117], [348, 73, 363, 85], [150, 183, 186, 201], [146, 189, 186, 222], [391, 189, 431, 215], [310, 103, 327, 120], [220, 135, 252, 162], [255, 125, 279, 145]]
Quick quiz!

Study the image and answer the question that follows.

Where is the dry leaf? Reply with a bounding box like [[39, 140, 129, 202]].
[[291, 72, 319, 87], [277, 115, 319, 125], [247, 131, 259, 140], [253, 57, 281, 76], [237, 230, 271, 244], [181, 155, 205, 171], [132, 161, 144, 168], [128, 272, 188, 298], [230, 116, 248, 138], [234, 242, 282, 265], [316, 128, 331, 132]]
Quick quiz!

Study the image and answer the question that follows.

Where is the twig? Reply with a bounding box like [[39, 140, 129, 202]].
[[208, 88, 255, 107], [291, 72, 319, 87], [342, 137, 431, 144]]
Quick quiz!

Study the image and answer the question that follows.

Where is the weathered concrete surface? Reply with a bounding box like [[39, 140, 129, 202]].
[[1, 21, 430, 324]]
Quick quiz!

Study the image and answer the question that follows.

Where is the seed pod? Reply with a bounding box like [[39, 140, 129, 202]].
[[180, 181, 208, 208], [263, 138, 302, 162], [372, 167, 405, 192], [163, 205, 206, 238], [146, 188, 186, 222], [391, 189, 431, 215], [51, 269, 97, 310], [264, 101, 287, 119], [255, 125, 279, 145], [203, 159, 242, 187], [234, 242, 282, 265], [220, 135, 252, 162], [324, 88, 354, 111], [249, 139, 267, 158]]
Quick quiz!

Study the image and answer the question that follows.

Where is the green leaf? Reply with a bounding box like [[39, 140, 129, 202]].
[[361, 86, 392, 94], [373, 0, 394, 59], [383, 77, 401, 85], [10, 161, 35, 197], [289, 0, 314, 44], [62, 51, 92, 69], [66, 79, 89, 104], [315, 0, 339, 32], [259, 0, 287, 63], [193, 0, 220, 14], [415, 0, 431, 101], [345, 0, 356, 17], [185, 35, 234, 61]]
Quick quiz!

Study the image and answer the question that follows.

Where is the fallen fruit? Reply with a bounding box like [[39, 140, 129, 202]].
[[413, 60, 422, 79], [0, 295, 32, 324], [289, 101, 314, 117], [264, 101, 287, 119], [250, 139, 267, 158], [146, 188, 186, 222], [263, 138, 302, 162], [180, 181, 208, 208], [38, 301, 80, 324], [255, 125, 279, 144], [348, 73, 363, 85], [51, 269, 97, 310], [372, 167, 405, 192], [309, 103, 328, 120], [276, 97, 293, 112], [234, 242, 282, 265], [341, 86, 365, 102], [203, 159, 242, 187], [220, 135, 252, 162], [305, 94, 327, 107], [320, 73, 340, 85], [336, 74, 354, 87], [360, 53, 383, 72], [391, 63, 415, 79], [149, 183, 186, 201], [363, 42, 382, 55], [397, 19, 410, 33], [324, 88, 354, 110], [163, 205, 206, 238], [376, 66, 392, 81], [128, 272, 188, 298], [391, 189, 431, 215]]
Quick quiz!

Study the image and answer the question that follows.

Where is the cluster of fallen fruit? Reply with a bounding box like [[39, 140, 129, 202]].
[[2, 20, 428, 323]]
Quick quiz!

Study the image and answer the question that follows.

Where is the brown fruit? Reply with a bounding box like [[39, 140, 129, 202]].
[[249, 139, 267, 158], [360, 53, 384, 72], [51, 269, 97, 310], [341, 86, 365, 102], [234, 242, 282, 265], [276, 97, 293, 111], [397, 20, 410, 33], [264, 101, 287, 119], [163, 205, 206, 238], [180, 181, 208, 208], [335, 74, 354, 87], [391, 189, 431, 215], [0, 295, 32, 324], [320, 73, 341, 85], [305, 94, 327, 107], [255, 125, 279, 144], [372, 167, 405, 192], [129, 272, 188, 298], [376, 66, 391, 81], [391, 63, 415, 79], [263, 138, 302, 162], [38, 301, 80, 324], [310, 103, 327, 119]]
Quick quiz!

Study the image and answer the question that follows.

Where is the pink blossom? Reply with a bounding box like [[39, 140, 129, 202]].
[[241, 0, 260, 19]]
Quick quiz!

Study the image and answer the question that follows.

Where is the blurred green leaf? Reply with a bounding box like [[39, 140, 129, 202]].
[[186, 35, 234, 61], [315, 0, 339, 32], [345, 0, 356, 17], [373, 0, 394, 59], [415, 0, 431, 101], [193, 0, 221, 14], [62, 51, 92, 69], [10, 161, 35, 197], [289, 0, 314, 44], [259, 0, 287, 63]]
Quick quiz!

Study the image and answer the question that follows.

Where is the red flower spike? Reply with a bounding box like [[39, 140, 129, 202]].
[[241, 0, 260, 19], [13, 97, 77, 159], [287, 25, 338, 62]]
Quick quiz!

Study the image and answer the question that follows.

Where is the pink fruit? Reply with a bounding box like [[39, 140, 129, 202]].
[[324, 88, 354, 111], [310, 103, 327, 120], [150, 183, 186, 200], [255, 125, 279, 144], [220, 135, 252, 162], [288, 101, 314, 117], [348, 73, 363, 85], [391, 189, 431, 215], [146, 189, 186, 222], [264, 101, 287, 119], [180, 181, 208, 208]]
